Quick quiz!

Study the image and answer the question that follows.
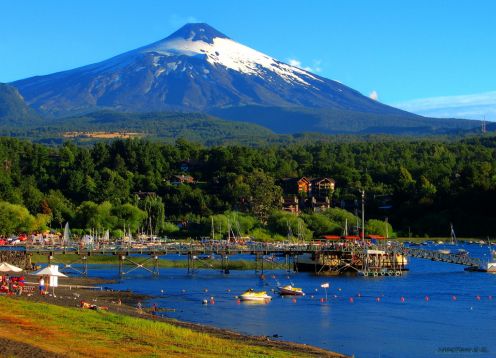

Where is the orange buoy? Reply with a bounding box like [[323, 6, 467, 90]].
[[425, 295, 430, 302], [320, 298, 325, 303], [349, 297, 354, 303], [476, 295, 481, 301], [236, 299, 241, 304], [376, 297, 381, 302], [292, 298, 297, 303], [400, 296, 405, 303], [452, 295, 457, 301]]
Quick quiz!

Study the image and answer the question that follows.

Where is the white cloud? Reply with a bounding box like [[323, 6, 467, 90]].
[[287, 58, 322, 73], [369, 90, 379, 101], [393, 91, 496, 120], [169, 14, 200, 28]]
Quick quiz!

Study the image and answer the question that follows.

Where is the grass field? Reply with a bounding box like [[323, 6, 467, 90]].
[[0, 296, 319, 357], [30, 254, 268, 270]]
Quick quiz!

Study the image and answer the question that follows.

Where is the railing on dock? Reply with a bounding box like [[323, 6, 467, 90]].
[[9, 240, 485, 277], [400, 247, 481, 268]]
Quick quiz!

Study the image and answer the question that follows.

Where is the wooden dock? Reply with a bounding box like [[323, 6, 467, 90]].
[[11, 241, 484, 277]]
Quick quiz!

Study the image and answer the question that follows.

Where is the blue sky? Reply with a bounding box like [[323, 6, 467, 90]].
[[1, 0, 495, 119]]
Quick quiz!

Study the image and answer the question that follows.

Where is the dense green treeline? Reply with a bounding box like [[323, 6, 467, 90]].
[[0, 136, 495, 238]]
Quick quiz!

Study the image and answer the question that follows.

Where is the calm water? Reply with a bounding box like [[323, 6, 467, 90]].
[[84, 243, 496, 358]]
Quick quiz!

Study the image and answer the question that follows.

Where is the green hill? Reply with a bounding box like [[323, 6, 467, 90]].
[[0, 110, 279, 146], [0, 83, 41, 125]]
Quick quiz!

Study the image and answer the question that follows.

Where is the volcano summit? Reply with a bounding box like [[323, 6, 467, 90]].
[[11, 23, 475, 134]]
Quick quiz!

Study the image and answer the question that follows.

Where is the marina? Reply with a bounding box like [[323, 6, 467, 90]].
[[2, 238, 495, 356], [82, 242, 496, 358], [5, 236, 490, 278]]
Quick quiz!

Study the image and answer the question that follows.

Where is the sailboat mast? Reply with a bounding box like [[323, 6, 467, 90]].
[[361, 190, 365, 241]]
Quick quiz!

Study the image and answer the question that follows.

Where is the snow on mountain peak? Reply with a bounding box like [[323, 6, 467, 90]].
[[141, 23, 320, 86]]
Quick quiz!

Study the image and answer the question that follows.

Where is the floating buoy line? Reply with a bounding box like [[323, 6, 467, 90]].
[[155, 280, 494, 308]]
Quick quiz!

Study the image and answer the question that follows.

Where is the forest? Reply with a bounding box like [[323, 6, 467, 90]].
[[0, 135, 495, 239]]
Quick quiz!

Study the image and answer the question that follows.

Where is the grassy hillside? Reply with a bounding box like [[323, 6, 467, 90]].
[[0, 110, 279, 146], [30, 253, 261, 270], [0, 296, 324, 357], [0, 108, 487, 147]]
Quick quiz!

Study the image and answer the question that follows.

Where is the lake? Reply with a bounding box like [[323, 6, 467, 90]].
[[85, 243, 496, 357]]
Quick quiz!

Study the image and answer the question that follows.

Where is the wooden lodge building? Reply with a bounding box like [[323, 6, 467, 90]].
[[279, 177, 335, 214], [171, 174, 195, 185]]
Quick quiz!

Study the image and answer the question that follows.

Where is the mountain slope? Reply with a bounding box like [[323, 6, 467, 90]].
[[0, 83, 40, 124], [10, 24, 412, 116], [211, 106, 478, 134], [10, 23, 478, 134], [0, 110, 277, 146]]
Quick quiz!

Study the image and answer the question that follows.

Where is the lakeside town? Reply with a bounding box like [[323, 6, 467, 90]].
[[2, 2, 496, 357]]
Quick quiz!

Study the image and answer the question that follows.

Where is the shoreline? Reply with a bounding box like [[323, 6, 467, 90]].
[[6, 274, 346, 357]]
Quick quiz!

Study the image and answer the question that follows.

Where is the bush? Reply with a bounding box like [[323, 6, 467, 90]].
[[162, 222, 180, 235], [322, 207, 358, 228], [301, 213, 341, 236], [267, 210, 312, 240], [249, 228, 286, 242], [366, 219, 395, 238]]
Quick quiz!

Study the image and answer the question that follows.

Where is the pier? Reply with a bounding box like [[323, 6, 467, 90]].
[[10, 240, 485, 277]]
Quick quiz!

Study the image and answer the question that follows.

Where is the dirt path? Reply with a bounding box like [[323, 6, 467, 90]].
[[0, 337, 64, 358]]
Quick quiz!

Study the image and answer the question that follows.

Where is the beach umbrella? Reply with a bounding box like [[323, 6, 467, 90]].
[[33, 265, 67, 297], [33, 265, 67, 277], [0, 262, 23, 273]]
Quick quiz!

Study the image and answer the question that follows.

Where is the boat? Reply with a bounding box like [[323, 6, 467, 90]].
[[239, 289, 272, 302], [486, 261, 496, 273], [278, 284, 305, 296], [437, 249, 451, 255], [456, 248, 468, 257], [465, 247, 496, 273], [487, 248, 496, 272]]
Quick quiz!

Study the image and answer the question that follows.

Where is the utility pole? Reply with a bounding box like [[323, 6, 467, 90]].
[[361, 190, 365, 240]]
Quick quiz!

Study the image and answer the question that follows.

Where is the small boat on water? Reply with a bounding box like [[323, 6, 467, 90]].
[[465, 249, 496, 273], [438, 249, 451, 255], [456, 249, 468, 257], [239, 289, 272, 302], [486, 261, 496, 273], [278, 285, 305, 296], [487, 250, 496, 272]]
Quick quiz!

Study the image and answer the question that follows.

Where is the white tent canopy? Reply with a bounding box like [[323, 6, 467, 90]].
[[33, 265, 67, 277], [0, 262, 23, 273], [33, 265, 67, 297]]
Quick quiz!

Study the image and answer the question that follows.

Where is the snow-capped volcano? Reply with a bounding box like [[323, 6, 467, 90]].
[[11, 23, 428, 133], [140, 24, 320, 86]]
